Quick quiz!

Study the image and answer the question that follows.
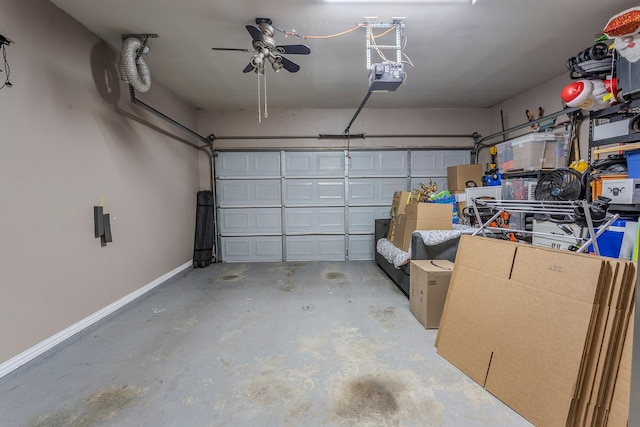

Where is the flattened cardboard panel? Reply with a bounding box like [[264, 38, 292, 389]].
[[578, 261, 627, 427], [606, 305, 634, 427], [572, 261, 622, 427], [484, 276, 601, 426], [435, 235, 517, 348], [436, 268, 510, 385], [595, 263, 636, 427]]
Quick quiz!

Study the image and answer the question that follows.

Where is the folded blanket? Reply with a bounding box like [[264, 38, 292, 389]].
[[377, 225, 478, 268], [416, 224, 477, 246], [376, 238, 410, 268]]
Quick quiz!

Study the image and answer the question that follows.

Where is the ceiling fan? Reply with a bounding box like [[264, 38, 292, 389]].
[[212, 18, 311, 74]]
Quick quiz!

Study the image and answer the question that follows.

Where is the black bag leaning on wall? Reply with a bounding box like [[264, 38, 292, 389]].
[[193, 190, 215, 268]]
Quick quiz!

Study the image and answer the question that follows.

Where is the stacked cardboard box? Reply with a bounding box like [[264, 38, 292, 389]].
[[387, 191, 412, 245], [409, 260, 454, 329], [387, 202, 452, 252], [447, 164, 484, 191], [436, 235, 636, 427]]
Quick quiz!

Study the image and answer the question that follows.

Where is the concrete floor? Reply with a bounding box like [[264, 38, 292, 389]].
[[0, 261, 532, 427]]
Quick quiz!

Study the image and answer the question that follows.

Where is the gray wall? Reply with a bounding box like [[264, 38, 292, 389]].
[[0, 0, 202, 364]]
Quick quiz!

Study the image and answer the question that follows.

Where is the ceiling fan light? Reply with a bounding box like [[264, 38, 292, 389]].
[[268, 54, 283, 72]]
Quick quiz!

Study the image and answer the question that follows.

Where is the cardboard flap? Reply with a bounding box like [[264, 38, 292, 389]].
[[510, 245, 605, 302], [454, 235, 517, 279]]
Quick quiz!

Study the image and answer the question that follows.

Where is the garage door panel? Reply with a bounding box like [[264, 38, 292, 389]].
[[349, 235, 376, 260], [349, 151, 407, 176], [220, 236, 283, 262], [284, 152, 344, 177], [284, 179, 345, 205], [411, 150, 470, 176], [286, 208, 344, 233], [286, 236, 345, 261], [217, 179, 281, 206], [218, 208, 281, 234], [216, 152, 280, 177], [349, 206, 391, 233], [349, 178, 407, 205]]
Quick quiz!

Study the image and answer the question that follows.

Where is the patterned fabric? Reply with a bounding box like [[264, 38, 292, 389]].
[[376, 238, 410, 268], [416, 224, 477, 246], [376, 225, 477, 269]]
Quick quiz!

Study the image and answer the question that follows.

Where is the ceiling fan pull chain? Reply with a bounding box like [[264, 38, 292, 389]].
[[264, 70, 268, 119], [257, 70, 261, 123]]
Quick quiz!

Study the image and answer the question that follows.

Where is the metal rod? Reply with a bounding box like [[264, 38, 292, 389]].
[[364, 133, 476, 139], [129, 85, 211, 148], [344, 90, 373, 135], [475, 107, 580, 147], [213, 133, 475, 141]]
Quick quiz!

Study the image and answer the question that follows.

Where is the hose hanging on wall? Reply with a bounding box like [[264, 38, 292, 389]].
[[119, 36, 152, 92]]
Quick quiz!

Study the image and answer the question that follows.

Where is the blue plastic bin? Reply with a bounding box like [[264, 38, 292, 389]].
[[588, 219, 626, 258], [627, 150, 640, 178]]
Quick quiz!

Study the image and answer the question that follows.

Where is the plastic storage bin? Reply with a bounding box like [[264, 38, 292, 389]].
[[626, 149, 640, 178], [588, 219, 627, 258], [497, 132, 568, 172]]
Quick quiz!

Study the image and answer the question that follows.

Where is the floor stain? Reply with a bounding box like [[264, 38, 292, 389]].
[[287, 262, 305, 277], [368, 306, 396, 331], [29, 385, 147, 427], [221, 274, 242, 281], [324, 272, 346, 281], [280, 282, 296, 292], [28, 410, 90, 427], [333, 376, 401, 424], [301, 305, 314, 312], [86, 385, 147, 419]]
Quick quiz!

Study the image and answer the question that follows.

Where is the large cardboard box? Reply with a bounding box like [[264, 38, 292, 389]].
[[389, 191, 412, 217], [435, 235, 637, 427], [410, 260, 454, 329], [447, 164, 484, 191], [394, 203, 452, 252]]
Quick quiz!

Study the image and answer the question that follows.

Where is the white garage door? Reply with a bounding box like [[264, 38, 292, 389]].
[[215, 149, 470, 262]]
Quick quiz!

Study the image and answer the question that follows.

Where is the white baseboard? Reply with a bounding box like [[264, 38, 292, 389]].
[[0, 260, 193, 379]]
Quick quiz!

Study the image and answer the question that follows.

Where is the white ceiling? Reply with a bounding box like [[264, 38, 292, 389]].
[[50, 0, 637, 111]]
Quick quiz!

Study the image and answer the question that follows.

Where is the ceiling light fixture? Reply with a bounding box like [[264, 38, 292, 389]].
[[325, 0, 476, 4]]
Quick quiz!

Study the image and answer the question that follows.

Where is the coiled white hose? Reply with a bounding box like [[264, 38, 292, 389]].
[[119, 37, 151, 92]]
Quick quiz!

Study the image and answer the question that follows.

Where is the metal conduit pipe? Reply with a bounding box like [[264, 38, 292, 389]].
[[212, 133, 477, 141], [472, 107, 581, 164], [128, 85, 218, 261]]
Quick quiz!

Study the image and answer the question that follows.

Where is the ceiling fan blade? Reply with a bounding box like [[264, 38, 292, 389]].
[[276, 44, 311, 55], [280, 56, 300, 73], [212, 47, 252, 52], [246, 25, 263, 42], [242, 62, 255, 73]]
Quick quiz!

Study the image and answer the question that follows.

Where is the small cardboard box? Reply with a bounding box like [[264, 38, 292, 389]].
[[389, 191, 412, 216], [410, 260, 454, 329], [394, 203, 452, 252], [447, 164, 484, 191], [600, 178, 640, 204]]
